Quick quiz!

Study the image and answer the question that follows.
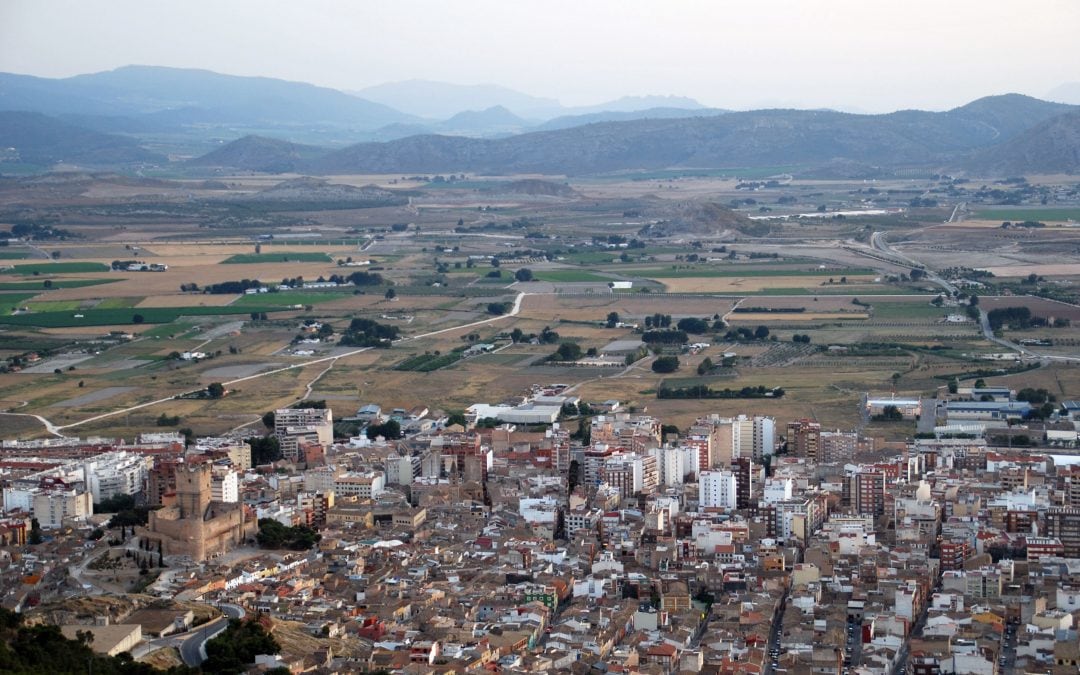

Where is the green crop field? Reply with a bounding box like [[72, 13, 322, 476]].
[[561, 251, 623, 265], [0, 262, 111, 275], [25, 300, 82, 312], [222, 252, 333, 264], [629, 266, 875, 279], [0, 279, 116, 291], [531, 270, 614, 283], [974, 208, 1080, 222], [0, 305, 287, 328], [394, 351, 463, 372], [868, 301, 952, 320], [0, 292, 40, 315]]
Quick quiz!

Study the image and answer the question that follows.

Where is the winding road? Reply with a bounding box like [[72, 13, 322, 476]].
[[38, 292, 529, 435], [178, 602, 246, 667]]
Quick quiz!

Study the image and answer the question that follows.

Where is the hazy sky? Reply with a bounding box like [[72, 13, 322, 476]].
[[2, 0, 1078, 112]]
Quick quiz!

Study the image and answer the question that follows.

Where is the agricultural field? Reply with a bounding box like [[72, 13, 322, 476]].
[[973, 208, 1080, 222], [0, 261, 111, 275], [222, 252, 334, 264], [530, 269, 616, 283], [1, 170, 1078, 443]]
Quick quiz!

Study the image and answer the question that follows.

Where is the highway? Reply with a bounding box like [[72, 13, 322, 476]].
[[869, 231, 957, 296]]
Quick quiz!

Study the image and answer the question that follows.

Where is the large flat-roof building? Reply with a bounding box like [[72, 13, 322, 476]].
[[865, 395, 922, 419]]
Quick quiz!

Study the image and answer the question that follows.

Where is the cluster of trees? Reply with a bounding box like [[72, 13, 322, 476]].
[[0, 607, 192, 675], [514, 268, 533, 282], [724, 325, 770, 341], [872, 405, 905, 422], [658, 384, 783, 400], [651, 356, 680, 373], [98, 493, 154, 528], [792, 334, 812, 344], [1017, 388, 1055, 404], [642, 330, 689, 345], [10, 221, 77, 240], [487, 301, 512, 315], [561, 401, 593, 418], [246, 436, 282, 465], [549, 342, 584, 362], [366, 419, 402, 440], [675, 317, 711, 333], [338, 318, 401, 348], [510, 326, 559, 344], [202, 279, 263, 295], [341, 270, 384, 286], [155, 413, 180, 426], [987, 306, 1044, 330], [256, 519, 321, 551], [606, 312, 620, 328], [203, 617, 282, 675], [644, 314, 672, 329]]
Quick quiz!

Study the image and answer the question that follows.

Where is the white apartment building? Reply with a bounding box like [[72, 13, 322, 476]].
[[699, 470, 738, 509], [762, 477, 794, 504], [333, 471, 386, 499], [211, 465, 240, 503]]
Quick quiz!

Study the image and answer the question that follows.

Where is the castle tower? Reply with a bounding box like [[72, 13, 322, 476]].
[[176, 463, 212, 520]]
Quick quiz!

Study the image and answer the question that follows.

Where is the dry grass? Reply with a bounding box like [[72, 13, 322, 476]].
[[135, 294, 239, 307], [727, 311, 868, 322], [656, 275, 878, 293], [983, 263, 1080, 277]]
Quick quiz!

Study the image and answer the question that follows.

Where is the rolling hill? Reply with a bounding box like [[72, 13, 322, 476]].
[[964, 110, 1080, 175], [188, 135, 329, 173], [0, 111, 164, 167]]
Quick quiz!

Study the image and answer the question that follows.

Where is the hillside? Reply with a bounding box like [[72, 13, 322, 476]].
[[441, 105, 529, 134], [189, 135, 329, 173], [307, 95, 1076, 175], [964, 110, 1080, 175], [231, 176, 409, 206], [642, 201, 762, 238], [0, 111, 164, 167]]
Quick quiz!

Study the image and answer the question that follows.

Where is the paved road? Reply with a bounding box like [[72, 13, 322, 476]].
[[978, 308, 1080, 363], [178, 604, 245, 667], [870, 231, 957, 296], [49, 292, 528, 433]]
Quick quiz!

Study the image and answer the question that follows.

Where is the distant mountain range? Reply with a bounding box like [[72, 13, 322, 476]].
[[0, 65, 1078, 176], [0, 66, 417, 137], [303, 94, 1077, 175], [351, 79, 706, 121]]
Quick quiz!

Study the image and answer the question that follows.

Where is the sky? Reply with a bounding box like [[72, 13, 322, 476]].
[[2, 0, 1079, 113]]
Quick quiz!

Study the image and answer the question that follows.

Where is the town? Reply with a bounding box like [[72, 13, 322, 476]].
[[2, 375, 1080, 673]]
